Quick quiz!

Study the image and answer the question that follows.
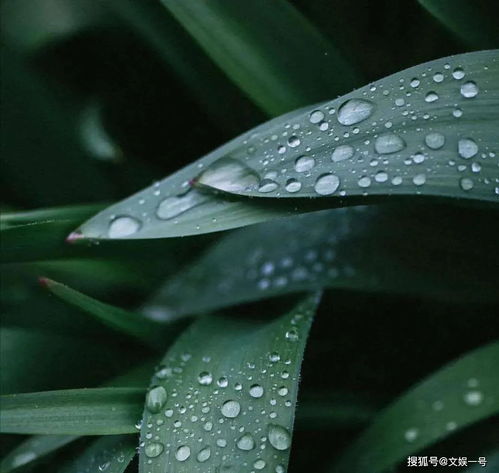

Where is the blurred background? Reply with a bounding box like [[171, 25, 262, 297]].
[[1, 1, 498, 471]]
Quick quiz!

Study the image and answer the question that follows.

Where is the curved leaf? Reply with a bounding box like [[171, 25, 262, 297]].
[[332, 340, 499, 473], [75, 50, 499, 240], [138, 295, 319, 472], [142, 205, 499, 318], [0, 388, 143, 435], [58, 435, 136, 473]]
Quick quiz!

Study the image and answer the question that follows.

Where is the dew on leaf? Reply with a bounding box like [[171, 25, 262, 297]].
[[294, 155, 315, 172], [458, 138, 478, 159], [374, 133, 406, 154], [460, 81, 479, 98], [314, 174, 340, 195], [237, 433, 256, 451], [108, 216, 140, 238], [146, 386, 167, 414], [332, 144, 355, 162], [337, 99, 374, 125], [268, 424, 291, 451], [221, 400, 241, 418], [175, 445, 191, 462], [145, 442, 164, 458], [424, 132, 445, 150], [196, 157, 259, 192]]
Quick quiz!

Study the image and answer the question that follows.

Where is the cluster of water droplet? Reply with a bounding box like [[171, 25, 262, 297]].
[[139, 303, 314, 472]]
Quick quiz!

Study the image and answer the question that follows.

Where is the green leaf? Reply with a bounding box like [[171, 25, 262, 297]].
[[161, 0, 359, 116], [143, 205, 499, 318], [332, 340, 499, 473], [0, 435, 78, 473], [39, 278, 166, 349], [0, 388, 144, 435], [75, 50, 499, 241], [58, 435, 136, 473], [418, 0, 499, 49], [138, 295, 319, 473]]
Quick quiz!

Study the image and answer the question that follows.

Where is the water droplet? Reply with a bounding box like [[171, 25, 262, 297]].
[[375, 171, 388, 183], [145, 442, 164, 458], [433, 72, 444, 83], [249, 384, 264, 398], [410, 78, 420, 88], [285, 178, 302, 193], [268, 424, 291, 450], [216, 438, 227, 448], [413, 174, 426, 186], [337, 99, 374, 126], [314, 174, 340, 195], [285, 328, 299, 342], [197, 446, 211, 463], [374, 134, 406, 154], [453, 108, 463, 118], [98, 461, 110, 471], [278, 387, 289, 396], [254, 459, 266, 470], [404, 428, 419, 442], [269, 352, 281, 362], [11, 452, 37, 468], [464, 390, 483, 406], [217, 377, 229, 388], [460, 178, 474, 191], [198, 371, 213, 386], [175, 445, 191, 462], [424, 132, 445, 150], [108, 216, 140, 238], [146, 386, 167, 414], [331, 144, 355, 162], [452, 67, 465, 80], [157, 190, 208, 220], [460, 81, 478, 98], [358, 176, 371, 188], [458, 138, 478, 159], [309, 110, 325, 124], [196, 157, 259, 192], [276, 465, 285, 473], [221, 400, 241, 418], [413, 153, 425, 164], [258, 179, 279, 193], [288, 136, 301, 148], [425, 92, 439, 103], [294, 155, 315, 173], [237, 433, 255, 451]]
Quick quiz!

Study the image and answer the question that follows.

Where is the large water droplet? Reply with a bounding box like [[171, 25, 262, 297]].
[[314, 174, 340, 195], [157, 190, 208, 220], [237, 433, 256, 451], [294, 155, 315, 173], [145, 442, 164, 458], [337, 99, 374, 125], [424, 132, 445, 150], [249, 384, 264, 398], [285, 178, 302, 193], [374, 134, 406, 154], [458, 138, 478, 159], [197, 446, 211, 463], [108, 216, 140, 238], [196, 157, 259, 192], [175, 445, 191, 462], [460, 81, 479, 98], [268, 424, 291, 451], [331, 144, 355, 162], [221, 400, 241, 418], [425, 92, 439, 103], [258, 179, 279, 193], [146, 386, 167, 414]]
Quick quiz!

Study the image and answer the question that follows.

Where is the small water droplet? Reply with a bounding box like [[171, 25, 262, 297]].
[[425, 92, 439, 103], [108, 216, 140, 238], [285, 328, 299, 342], [309, 110, 325, 124], [337, 99, 374, 126], [98, 461, 110, 471], [198, 371, 213, 386], [424, 132, 445, 150], [460, 177, 474, 191], [157, 190, 208, 220], [269, 352, 281, 362], [258, 179, 279, 193], [249, 384, 264, 398], [464, 390, 483, 406], [278, 387, 289, 396], [433, 72, 444, 83], [413, 174, 426, 186], [217, 377, 229, 388], [145, 442, 164, 458], [288, 136, 301, 148], [460, 81, 478, 98], [410, 78, 420, 88], [146, 386, 167, 414], [458, 138, 478, 159], [404, 428, 419, 442], [237, 433, 256, 450], [196, 157, 259, 192], [314, 174, 340, 195], [197, 446, 211, 463], [331, 144, 355, 162], [358, 176, 371, 188], [285, 178, 302, 193], [175, 445, 191, 462], [294, 155, 315, 173], [254, 459, 266, 470], [221, 400, 241, 418], [268, 424, 291, 451], [375, 134, 406, 154], [452, 67, 465, 80]]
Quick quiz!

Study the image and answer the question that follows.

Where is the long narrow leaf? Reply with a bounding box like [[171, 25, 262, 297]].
[[75, 50, 499, 240], [332, 341, 499, 473], [138, 295, 319, 472], [0, 388, 144, 435]]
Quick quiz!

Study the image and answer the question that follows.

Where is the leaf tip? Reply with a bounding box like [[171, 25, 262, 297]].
[[66, 230, 85, 244]]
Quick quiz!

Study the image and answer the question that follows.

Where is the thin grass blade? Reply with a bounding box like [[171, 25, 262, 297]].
[[138, 295, 319, 472]]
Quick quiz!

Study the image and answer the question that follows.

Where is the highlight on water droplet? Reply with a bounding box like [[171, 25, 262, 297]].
[[196, 157, 259, 192]]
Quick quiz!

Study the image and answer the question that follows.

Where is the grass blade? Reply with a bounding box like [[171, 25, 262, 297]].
[[332, 340, 499, 473], [143, 205, 499, 318], [0, 388, 143, 435], [418, 0, 499, 49], [75, 51, 499, 241], [58, 435, 136, 473], [138, 295, 319, 472], [161, 0, 358, 116], [0, 435, 78, 473], [39, 278, 165, 349]]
